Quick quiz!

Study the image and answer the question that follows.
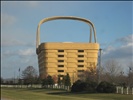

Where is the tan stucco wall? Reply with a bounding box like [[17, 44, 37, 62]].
[[37, 42, 99, 83]]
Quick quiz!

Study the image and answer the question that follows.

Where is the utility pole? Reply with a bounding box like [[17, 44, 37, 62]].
[[18, 68, 20, 87], [14, 70, 16, 86], [128, 67, 132, 87], [98, 48, 102, 83]]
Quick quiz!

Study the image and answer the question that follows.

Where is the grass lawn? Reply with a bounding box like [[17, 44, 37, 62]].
[[1, 87, 133, 100]]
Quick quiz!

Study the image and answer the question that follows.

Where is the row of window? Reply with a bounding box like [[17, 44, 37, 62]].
[[58, 74, 85, 78], [58, 70, 84, 72], [58, 50, 84, 52], [58, 55, 64, 57], [58, 55, 84, 57], [58, 60, 84, 62], [58, 65, 84, 68]]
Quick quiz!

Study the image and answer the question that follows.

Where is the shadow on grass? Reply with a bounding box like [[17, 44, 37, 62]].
[[47, 91, 70, 95], [24, 88, 69, 93], [47, 91, 92, 96]]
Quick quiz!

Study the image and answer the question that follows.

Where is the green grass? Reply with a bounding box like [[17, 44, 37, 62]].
[[1, 87, 133, 100]]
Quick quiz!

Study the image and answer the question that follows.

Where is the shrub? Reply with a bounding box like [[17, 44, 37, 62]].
[[96, 81, 116, 93], [86, 81, 98, 93], [42, 75, 54, 87], [71, 80, 82, 92], [71, 80, 97, 93]]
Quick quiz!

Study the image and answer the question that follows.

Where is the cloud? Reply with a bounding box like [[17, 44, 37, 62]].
[[2, 39, 24, 47], [1, 47, 37, 69], [116, 34, 133, 44], [1, 47, 38, 78], [2, 48, 36, 59], [18, 48, 35, 56], [102, 34, 133, 70], [1, 13, 17, 27], [103, 44, 133, 59], [1, 38, 34, 47], [26, 1, 40, 7], [2, 50, 16, 56], [2, 1, 40, 8], [1, 27, 35, 47], [103, 34, 133, 58]]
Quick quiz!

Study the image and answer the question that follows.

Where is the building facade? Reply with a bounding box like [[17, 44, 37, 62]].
[[36, 42, 99, 83], [36, 16, 100, 84]]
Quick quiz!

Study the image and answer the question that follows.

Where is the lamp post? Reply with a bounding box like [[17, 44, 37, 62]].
[[128, 67, 132, 87], [18, 68, 20, 88], [98, 48, 102, 83]]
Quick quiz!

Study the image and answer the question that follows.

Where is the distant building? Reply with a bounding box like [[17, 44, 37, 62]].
[[36, 16, 100, 84]]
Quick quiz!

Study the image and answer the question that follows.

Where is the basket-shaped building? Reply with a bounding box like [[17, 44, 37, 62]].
[[36, 16, 99, 83]]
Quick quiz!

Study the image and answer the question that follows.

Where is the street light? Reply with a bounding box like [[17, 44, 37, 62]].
[[98, 48, 102, 83]]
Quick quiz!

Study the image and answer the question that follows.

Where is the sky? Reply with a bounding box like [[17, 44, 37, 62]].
[[1, 1, 133, 79]]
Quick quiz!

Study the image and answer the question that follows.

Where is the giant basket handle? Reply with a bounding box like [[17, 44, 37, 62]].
[[36, 16, 97, 49]]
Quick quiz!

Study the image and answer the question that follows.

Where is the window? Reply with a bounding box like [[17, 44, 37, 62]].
[[58, 65, 64, 67], [78, 74, 83, 77], [78, 60, 84, 62], [78, 70, 84, 72], [58, 55, 64, 57], [78, 50, 84, 52], [58, 70, 64, 72], [58, 75, 64, 77], [58, 50, 64, 52], [78, 65, 84, 67], [78, 55, 84, 57], [58, 60, 64, 62]]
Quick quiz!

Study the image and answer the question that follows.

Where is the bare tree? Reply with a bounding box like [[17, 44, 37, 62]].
[[117, 71, 127, 87], [79, 67, 97, 83], [0, 77, 4, 84], [102, 59, 122, 84], [22, 66, 38, 87], [127, 62, 133, 87]]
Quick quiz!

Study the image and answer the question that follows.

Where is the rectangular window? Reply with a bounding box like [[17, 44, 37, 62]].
[[78, 70, 84, 72], [78, 55, 84, 57], [78, 50, 84, 52], [58, 75, 64, 77], [58, 65, 64, 67], [78, 65, 84, 67], [58, 70, 64, 72], [58, 50, 64, 52], [78, 60, 84, 62], [58, 55, 64, 57], [78, 74, 84, 77], [58, 60, 64, 62]]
